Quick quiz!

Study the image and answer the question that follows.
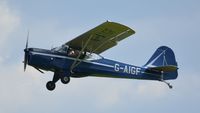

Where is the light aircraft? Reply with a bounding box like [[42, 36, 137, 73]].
[[23, 21, 178, 91]]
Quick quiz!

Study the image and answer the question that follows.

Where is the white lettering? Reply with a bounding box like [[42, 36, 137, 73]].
[[114, 64, 120, 71], [114, 64, 141, 75], [136, 67, 141, 75], [124, 65, 128, 73], [131, 67, 135, 74]]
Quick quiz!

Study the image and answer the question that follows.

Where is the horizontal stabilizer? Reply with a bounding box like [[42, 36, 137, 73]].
[[148, 65, 178, 72]]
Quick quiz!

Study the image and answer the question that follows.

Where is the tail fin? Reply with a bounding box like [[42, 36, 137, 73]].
[[144, 46, 178, 80]]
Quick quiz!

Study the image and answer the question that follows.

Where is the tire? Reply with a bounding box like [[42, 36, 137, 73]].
[[46, 81, 56, 91], [61, 76, 70, 84]]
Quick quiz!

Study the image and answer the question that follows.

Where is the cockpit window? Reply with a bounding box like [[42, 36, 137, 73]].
[[51, 45, 103, 60], [59, 45, 69, 53], [51, 47, 61, 52], [51, 45, 69, 53], [85, 53, 103, 60]]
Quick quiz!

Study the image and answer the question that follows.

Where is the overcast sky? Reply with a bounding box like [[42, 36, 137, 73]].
[[0, 0, 200, 113]]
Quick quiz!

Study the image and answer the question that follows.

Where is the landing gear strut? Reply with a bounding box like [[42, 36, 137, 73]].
[[162, 80, 173, 89], [160, 71, 173, 89], [46, 72, 70, 91]]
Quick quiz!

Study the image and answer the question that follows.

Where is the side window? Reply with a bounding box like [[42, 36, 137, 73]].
[[62, 46, 68, 52], [85, 53, 103, 60], [67, 49, 86, 59]]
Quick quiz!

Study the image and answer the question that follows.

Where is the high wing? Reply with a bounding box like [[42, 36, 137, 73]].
[[65, 21, 135, 54]]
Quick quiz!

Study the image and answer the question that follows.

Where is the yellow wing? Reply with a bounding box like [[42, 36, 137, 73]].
[[65, 21, 135, 54]]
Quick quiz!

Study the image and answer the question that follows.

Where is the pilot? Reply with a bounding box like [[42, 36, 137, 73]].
[[67, 48, 87, 59], [68, 49, 79, 58]]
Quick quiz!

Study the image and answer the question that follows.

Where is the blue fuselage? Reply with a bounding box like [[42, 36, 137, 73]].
[[27, 48, 161, 81]]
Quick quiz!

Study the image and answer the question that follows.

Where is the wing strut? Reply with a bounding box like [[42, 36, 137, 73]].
[[70, 35, 93, 73], [70, 29, 131, 71]]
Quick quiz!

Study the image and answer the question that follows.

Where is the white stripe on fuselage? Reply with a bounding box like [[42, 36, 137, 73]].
[[30, 51, 148, 76], [30, 51, 114, 68]]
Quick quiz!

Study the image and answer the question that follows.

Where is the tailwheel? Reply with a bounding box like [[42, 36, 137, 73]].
[[169, 85, 173, 89], [61, 76, 70, 84], [162, 80, 173, 89], [167, 82, 173, 89], [46, 81, 56, 91]]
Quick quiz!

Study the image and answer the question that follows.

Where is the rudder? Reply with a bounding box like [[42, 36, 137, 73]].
[[144, 46, 178, 80]]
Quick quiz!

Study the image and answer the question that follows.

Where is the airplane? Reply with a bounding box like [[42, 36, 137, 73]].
[[23, 21, 178, 91]]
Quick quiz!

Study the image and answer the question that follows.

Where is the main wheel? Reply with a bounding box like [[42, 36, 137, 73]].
[[46, 81, 56, 91], [61, 76, 70, 84]]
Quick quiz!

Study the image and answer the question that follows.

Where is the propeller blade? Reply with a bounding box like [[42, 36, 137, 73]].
[[24, 31, 29, 71], [26, 30, 29, 50], [24, 53, 27, 71]]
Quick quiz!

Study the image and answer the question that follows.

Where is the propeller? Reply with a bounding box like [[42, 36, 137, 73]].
[[24, 31, 29, 71]]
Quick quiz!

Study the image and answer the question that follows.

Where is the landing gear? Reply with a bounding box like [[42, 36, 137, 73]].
[[61, 76, 70, 84], [160, 71, 173, 89], [162, 80, 173, 89], [46, 81, 56, 91], [169, 84, 173, 89], [46, 72, 71, 91]]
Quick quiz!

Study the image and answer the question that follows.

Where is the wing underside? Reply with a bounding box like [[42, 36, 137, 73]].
[[65, 21, 135, 54]]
